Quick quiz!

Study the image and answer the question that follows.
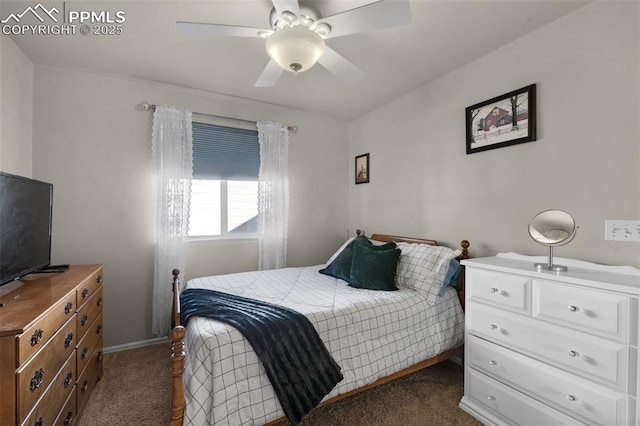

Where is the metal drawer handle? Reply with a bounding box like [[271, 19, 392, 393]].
[[30, 329, 43, 346], [567, 394, 577, 402], [64, 371, 73, 388], [97, 297, 103, 306], [490, 287, 500, 294], [35, 418, 44, 426], [81, 314, 89, 326], [97, 274, 103, 284], [81, 288, 89, 298], [64, 302, 73, 314], [96, 324, 103, 334], [81, 380, 89, 393], [64, 332, 74, 348], [568, 305, 580, 312], [81, 347, 89, 360], [490, 323, 500, 331], [30, 368, 45, 391], [64, 410, 74, 425], [568, 350, 580, 358], [489, 360, 498, 366], [97, 351, 104, 361], [487, 395, 496, 401]]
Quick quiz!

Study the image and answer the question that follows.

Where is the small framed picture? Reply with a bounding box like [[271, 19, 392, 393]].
[[466, 84, 536, 154], [355, 153, 369, 184]]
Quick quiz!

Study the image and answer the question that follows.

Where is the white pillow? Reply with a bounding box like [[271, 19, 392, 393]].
[[395, 243, 461, 304]]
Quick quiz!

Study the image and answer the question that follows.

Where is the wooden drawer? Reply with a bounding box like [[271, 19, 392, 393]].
[[76, 338, 103, 416], [76, 268, 103, 310], [466, 368, 583, 426], [17, 318, 77, 420], [468, 269, 530, 314], [76, 312, 103, 377], [54, 387, 76, 426], [17, 293, 77, 367], [76, 287, 103, 342], [533, 279, 630, 343], [468, 303, 630, 391], [19, 353, 76, 425], [468, 335, 630, 425]]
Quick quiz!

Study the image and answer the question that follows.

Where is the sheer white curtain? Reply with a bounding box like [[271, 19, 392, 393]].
[[151, 105, 192, 337], [257, 121, 289, 270]]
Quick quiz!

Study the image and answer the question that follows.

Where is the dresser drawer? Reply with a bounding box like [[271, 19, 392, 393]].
[[76, 287, 103, 342], [54, 387, 76, 426], [468, 335, 630, 425], [17, 292, 77, 367], [76, 268, 103, 309], [468, 269, 530, 314], [19, 352, 76, 425], [465, 368, 583, 426], [17, 317, 77, 419], [533, 279, 630, 342], [468, 303, 630, 391], [77, 312, 103, 377], [76, 337, 103, 416]]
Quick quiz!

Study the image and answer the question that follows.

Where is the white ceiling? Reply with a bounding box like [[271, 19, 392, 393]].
[[3, 0, 590, 121]]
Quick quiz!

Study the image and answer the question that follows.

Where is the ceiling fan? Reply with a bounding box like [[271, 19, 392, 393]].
[[176, 0, 411, 87]]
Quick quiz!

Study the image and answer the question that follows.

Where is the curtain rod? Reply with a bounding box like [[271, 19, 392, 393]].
[[141, 102, 297, 133]]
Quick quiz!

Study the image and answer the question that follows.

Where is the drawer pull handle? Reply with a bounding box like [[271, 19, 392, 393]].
[[64, 410, 74, 425], [568, 350, 580, 358], [489, 360, 498, 366], [81, 347, 89, 359], [30, 329, 43, 346], [64, 332, 74, 348], [97, 350, 104, 361], [97, 297, 103, 306], [64, 302, 73, 314], [490, 323, 500, 331], [35, 418, 44, 426], [490, 287, 500, 293], [568, 305, 579, 312], [81, 380, 89, 393], [567, 394, 577, 402], [64, 371, 73, 387], [487, 395, 496, 401], [97, 274, 103, 284], [81, 314, 89, 326], [30, 368, 45, 391], [97, 324, 103, 334], [82, 288, 89, 298]]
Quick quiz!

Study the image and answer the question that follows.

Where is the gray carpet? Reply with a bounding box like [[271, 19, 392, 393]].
[[79, 342, 481, 425]]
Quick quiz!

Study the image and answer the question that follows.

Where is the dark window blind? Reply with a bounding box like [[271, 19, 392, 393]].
[[192, 122, 259, 181]]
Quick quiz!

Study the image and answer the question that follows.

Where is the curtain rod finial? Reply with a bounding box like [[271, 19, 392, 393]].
[[287, 125, 297, 133], [142, 102, 155, 111]]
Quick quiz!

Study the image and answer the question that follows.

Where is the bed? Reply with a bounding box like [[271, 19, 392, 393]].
[[169, 232, 470, 425]]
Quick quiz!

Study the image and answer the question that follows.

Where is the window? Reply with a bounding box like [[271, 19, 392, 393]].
[[189, 122, 259, 238]]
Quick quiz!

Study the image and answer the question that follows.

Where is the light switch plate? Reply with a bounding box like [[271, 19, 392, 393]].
[[605, 220, 640, 242]]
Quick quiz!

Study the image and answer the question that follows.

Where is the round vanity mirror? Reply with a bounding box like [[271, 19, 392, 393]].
[[528, 210, 577, 272]]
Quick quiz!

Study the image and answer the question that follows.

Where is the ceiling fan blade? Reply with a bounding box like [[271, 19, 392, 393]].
[[255, 59, 285, 87], [317, 46, 365, 83], [176, 21, 265, 38], [271, 0, 300, 17], [318, 0, 411, 39]]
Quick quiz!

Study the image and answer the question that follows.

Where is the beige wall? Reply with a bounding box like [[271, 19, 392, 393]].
[[349, 2, 640, 268], [1, 36, 33, 176], [32, 67, 349, 347]]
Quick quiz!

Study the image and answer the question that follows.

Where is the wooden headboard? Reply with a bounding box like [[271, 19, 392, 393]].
[[367, 232, 470, 308]]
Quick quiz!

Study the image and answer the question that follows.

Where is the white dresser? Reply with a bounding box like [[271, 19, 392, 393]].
[[459, 254, 640, 426]]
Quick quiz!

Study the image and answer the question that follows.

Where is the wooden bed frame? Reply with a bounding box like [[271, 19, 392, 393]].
[[169, 232, 470, 426]]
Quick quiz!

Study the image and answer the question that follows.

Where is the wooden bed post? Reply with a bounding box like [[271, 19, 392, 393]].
[[170, 269, 185, 426]]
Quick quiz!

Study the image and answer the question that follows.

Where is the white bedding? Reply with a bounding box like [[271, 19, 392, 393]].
[[182, 264, 465, 425]]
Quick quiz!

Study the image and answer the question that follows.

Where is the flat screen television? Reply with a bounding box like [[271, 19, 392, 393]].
[[0, 172, 53, 286]]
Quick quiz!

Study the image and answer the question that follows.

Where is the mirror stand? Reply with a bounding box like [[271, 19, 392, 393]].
[[534, 246, 568, 272]]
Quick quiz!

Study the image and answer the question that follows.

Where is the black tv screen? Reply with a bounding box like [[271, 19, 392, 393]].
[[0, 172, 53, 286]]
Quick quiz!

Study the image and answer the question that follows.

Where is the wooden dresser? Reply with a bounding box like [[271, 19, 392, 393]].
[[0, 264, 104, 426], [460, 255, 639, 426]]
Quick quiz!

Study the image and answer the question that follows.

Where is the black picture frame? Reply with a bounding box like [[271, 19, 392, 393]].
[[355, 153, 369, 184], [466, 84, 536, 154]]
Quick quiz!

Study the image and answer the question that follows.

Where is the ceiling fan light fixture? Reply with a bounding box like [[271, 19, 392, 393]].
[[266, 27, 326, 74]]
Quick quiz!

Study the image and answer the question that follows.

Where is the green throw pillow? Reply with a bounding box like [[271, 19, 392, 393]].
[[320, 237, 396, 283], [348, 242, 401, 291]]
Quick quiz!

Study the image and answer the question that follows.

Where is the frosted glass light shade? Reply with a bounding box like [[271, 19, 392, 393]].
[[266, 27, 326, 73]]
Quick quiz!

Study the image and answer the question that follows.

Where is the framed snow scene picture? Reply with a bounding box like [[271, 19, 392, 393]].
[[466, 84, 536, 154]]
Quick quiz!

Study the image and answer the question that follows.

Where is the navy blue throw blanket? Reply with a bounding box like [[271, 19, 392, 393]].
[[180, 288, 343, 424]]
